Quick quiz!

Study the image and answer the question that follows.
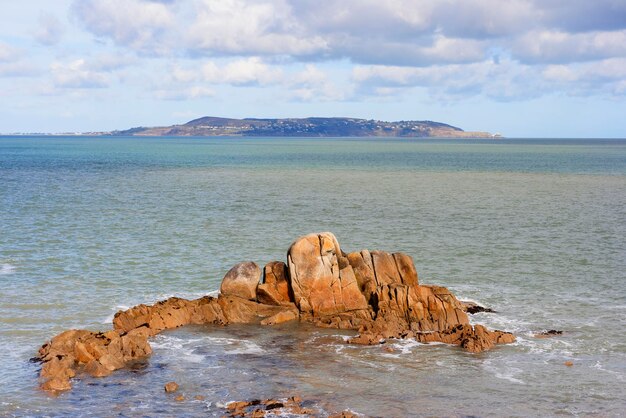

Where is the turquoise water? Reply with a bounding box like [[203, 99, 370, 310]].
[[1, 137, 625, 416]]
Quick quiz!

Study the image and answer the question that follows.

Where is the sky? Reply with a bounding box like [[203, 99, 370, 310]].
[[1, 0, 625, 137]]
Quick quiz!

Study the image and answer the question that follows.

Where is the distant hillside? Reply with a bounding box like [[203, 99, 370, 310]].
[[110, 116, 500, 138]]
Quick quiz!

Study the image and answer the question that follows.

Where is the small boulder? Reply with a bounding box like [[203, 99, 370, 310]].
[[220, 262, 261, 301], [164, 381, 179, 393]]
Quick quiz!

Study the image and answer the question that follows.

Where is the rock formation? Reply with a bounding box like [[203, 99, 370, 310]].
[[223, 396, 359, 417], [35, 232, 515, 392]]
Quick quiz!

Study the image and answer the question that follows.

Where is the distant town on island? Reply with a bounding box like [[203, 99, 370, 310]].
[[111, 117, 501, 138], [6, 116, 502, 138]]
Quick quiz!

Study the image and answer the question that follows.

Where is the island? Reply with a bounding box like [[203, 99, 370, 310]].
[[109, 116, 501, 138]]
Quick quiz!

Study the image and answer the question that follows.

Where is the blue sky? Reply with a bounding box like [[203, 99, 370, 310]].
[[1, 0, 625, 137]]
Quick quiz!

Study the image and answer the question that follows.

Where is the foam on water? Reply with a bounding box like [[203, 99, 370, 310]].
[[482, 359, 526, 385], [0, 264, 16, 275], [102, 305, 130, 324]]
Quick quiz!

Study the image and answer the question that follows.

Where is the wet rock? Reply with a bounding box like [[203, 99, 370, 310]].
[[36, 328, 151, 391], [220, 262, 262, 301], [175, 395, 185, 401], [461, 300, 496, 314], [217, 294, 297, 324], [564, 361, 574, 367], [330, 411, 361, 418], [260, 309, 298, 326], [164, 381, 179, 393], [534, 329, 563, 338], [223, 397, 319, 417]]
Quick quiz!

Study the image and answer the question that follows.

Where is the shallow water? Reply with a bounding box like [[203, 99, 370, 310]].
[[1, 137, 625, 416]]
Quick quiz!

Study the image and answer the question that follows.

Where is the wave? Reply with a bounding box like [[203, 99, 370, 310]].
[[0, 264, 16, 275]]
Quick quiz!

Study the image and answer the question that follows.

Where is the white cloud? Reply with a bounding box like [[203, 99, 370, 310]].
[[514, 29, 626, 64], [0, 42, 18, 62], [35, 13, 64, 46], [154, 85, 215, 100], [289, 65, 347, 101], [72, 0, 173, 52], [203, 57, 283, 85], [0, 42, 39, 77], [51, 59, 109, 88], [185, 0, 327, 56], [353, 60, 546, 101]]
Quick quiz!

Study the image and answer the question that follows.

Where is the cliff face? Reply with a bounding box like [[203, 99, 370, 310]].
[[112, 116, 499, 138]]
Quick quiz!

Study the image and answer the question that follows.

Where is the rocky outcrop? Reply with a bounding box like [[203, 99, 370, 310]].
[[223, 396, 360, 417], [36, 328, 151, 391], [35, 232, 515, 392]]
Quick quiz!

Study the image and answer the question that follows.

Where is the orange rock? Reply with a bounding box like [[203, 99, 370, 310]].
[[393, 252, 419, 286], [84, 359, 111, 378], [220, 261, 261, 301], [287, 232, 368, 317], [175, 395, 185, 402], [256, 261, 292, 305], [260, 309, 298, 325], [164, 381, 179, 392], [74, 342, 94, 364], [564, 361, 574, 367], [40, 376, 72, 392]]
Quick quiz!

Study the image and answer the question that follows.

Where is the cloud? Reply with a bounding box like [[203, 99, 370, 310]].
[[0, 42, 39, 77], [35, 13, 65, 46], [69, 0, 626, 67], [0, 42, 19, 62], [202, 57, 283, 85], [51, 59, 109, 88], [59, 0, 626, 103], [184, 0, 327, 57], [72, 0, 174, 53], [513, 30, 626, 64], [154, 85, 215, 100]]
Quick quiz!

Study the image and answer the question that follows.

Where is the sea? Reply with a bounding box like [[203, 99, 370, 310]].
[[0, 136, 625, 417]]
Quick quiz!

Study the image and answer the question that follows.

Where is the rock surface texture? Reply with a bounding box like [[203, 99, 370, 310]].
[[35, 232, 515, 391]]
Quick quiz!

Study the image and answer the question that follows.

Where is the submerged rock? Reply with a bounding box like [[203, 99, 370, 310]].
[[534, 329, 563, 338], [164, 381, 179, 393], [461, 300, 496, 314], [35, 232, 515, 391]]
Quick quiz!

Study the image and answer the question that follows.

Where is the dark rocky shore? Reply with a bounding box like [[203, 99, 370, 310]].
[[35, 232, 515, 393]]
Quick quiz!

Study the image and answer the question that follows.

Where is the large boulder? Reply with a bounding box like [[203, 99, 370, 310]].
[[287, 232, 369, 317], [220, 261, 261, 301]]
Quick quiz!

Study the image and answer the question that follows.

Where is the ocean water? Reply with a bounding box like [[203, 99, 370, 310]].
[[0, 136, 625, 417]]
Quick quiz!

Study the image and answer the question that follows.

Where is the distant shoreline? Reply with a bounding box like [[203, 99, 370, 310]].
[[1, 116, 502, 139]]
